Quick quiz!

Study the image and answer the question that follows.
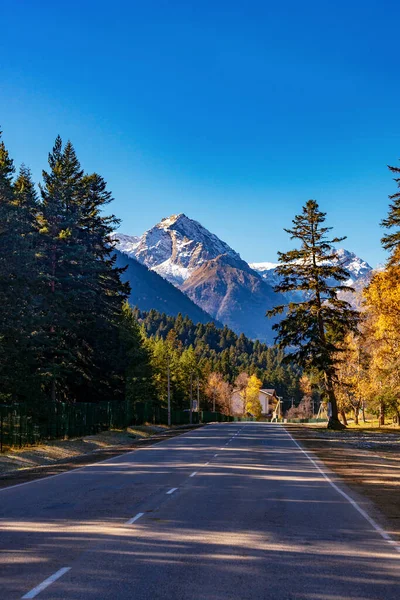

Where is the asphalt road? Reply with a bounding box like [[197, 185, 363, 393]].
[[0, 423, 399, 600]]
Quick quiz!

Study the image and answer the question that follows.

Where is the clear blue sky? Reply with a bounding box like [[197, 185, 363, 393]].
[[1, 1, 399, 267]]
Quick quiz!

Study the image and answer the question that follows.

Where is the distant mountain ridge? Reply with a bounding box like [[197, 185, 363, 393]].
[[114, 214, 373, 342], [250, 248, 373, 288]]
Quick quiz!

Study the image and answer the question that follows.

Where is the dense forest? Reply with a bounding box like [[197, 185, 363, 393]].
[[0, 131, 301, 422], [0, 132, 138, 410], [132, 308, 302, 411]]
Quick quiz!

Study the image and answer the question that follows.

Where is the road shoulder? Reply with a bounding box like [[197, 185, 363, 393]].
[[0, 424, 202, 490], [285, 424, 400, 544]]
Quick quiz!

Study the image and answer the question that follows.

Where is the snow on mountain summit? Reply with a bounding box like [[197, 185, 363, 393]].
[[114, 213, 373, 300], [251, 249, 373, 287], [111, 232, 140, 254], [115, 214, 242, 285], [334, 249, 372, 283]]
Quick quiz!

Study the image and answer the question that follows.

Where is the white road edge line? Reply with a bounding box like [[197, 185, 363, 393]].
[[283, 426, 400, 554], [125, 512, 144, 525], [22, 567, 71, 599], [166, 487, 178, 495], [189, 471, 197, 478], [204, 462, 210, 466]]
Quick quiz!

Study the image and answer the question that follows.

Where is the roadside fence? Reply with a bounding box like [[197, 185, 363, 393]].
[[0, 401, 252, 451]]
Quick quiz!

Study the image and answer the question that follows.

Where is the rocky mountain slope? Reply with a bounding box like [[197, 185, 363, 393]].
[[180, 255, 283, 341], [114, 214, 373, 342], [114, 214, 241, 286], [114, 215, 283, 341], [114, 249, 221, 325]]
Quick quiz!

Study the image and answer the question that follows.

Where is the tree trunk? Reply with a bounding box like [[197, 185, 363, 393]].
[[340, 410, 348, 426], [361, 400, 366, 423], [378, 400, 385, 427], [354, 406, 359, 425], [325, 371, 345, 429]]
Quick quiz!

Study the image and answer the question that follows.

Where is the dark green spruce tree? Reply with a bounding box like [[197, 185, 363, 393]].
[[381, 160, 400, 266], [38, 137, 130, 403], [37, 137, 89, 402], [8, 166, 41, 401], [0, 134, 40, 402], [118, 302, 154, 414], [0, 131, 17, 400], [73, 172, 130, 402], [267, 200, 360, 429]]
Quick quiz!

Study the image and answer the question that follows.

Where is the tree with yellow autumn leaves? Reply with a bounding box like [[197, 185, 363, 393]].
[[360, 160, 400, 425], [245, 375, 263, 419], [363, 268, 400, 424]]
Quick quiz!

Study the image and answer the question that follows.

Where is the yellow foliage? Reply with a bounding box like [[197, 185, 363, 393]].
[[363, 268, 400, 412], [245, 374, 263, 418], [333, 334, 368, 418]]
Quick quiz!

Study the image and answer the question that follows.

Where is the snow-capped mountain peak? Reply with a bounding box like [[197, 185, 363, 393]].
[[114, 214, 374, 341], [250, 261, 279, 272], [251, 249, 373, 287], [111, 232, 140, 254], [115, 214, 242, 285], [114, 212, 373, 294], [334, 249, 372, 283]]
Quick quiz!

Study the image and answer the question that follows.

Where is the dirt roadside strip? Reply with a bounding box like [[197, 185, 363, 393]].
[[0, 424, 202, 490], [285, 424, 400, 544]]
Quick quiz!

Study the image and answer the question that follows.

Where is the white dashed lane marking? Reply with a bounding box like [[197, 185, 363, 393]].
[[125, 512, 144, 525], [22, 567, 71, 599]]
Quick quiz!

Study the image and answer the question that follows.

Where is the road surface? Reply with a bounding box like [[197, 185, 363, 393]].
[[0, 423, 399, 599]]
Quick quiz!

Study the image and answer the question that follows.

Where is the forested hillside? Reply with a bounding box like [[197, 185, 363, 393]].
[[134, 308, 302, 405]]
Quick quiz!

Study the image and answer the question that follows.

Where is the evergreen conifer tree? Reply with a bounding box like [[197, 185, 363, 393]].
[[72, 172, 129, 402], [6, 166, 41, 400], [37, 137, 90, 401], [118, 302, 154, 413], [381, 160, 400, 266], [0, 131, 17, 400], [267, 200, 360, 429], [37, 137, 130, 402]]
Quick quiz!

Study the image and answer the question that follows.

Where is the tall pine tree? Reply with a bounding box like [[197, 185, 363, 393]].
[[267, 200, 360, 429], [72, 172, 130, 402], [37, 137, 130, 403], [381, 160, 400, 266], [7, 166, 41, 401], [0, 137, 40, 401], [0, 131, 17, 400]]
